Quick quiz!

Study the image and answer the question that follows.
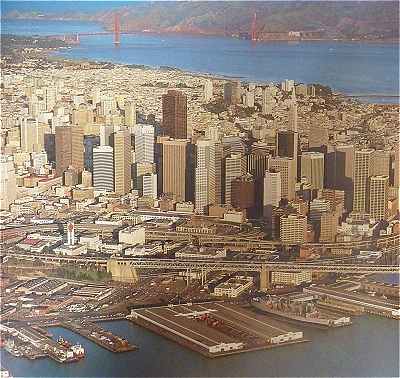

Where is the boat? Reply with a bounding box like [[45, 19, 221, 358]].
[[252, 297, 351, 327], [71, 344, 85, 359], [57, 337, 71, 348]]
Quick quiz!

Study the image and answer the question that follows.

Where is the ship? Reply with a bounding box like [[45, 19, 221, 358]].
[[251, 296, 351, 328], [71, 344, 85, 359], [57, 337, 71, 348]]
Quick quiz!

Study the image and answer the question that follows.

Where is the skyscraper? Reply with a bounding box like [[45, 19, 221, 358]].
[[134, 124, 154, 164], [112, 129, 132, 195], [195, 139, 217, 214], [0, 155, 16, 210], [203, 80, 213, 103], [279, 214, 307, 245], [263, 170, 282, 221], [301, 152, 324, 190], [372, 150, 390, 176], [20, 118, 39, 153], [368, 175, 389, 220], [93, 146, 114, 192], [162, 90, 188, 139], [100, 124, 114, 146], [231, 174, 255, 216], [353, 149, 374, 213], [83, 135, 100, 172], [224, 153, 246, 205], [162, 139, 189, 202], [124, 100, 137, 129], [55, 125, 72, 177], [277, 131, 297, 159], [262, 86, 275, 115], [269, 157, 296, 201], [223, 82, 241, 105], [71, 125, 84, 173]]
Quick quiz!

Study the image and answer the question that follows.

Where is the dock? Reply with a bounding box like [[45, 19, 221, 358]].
[[128, 302, 306, 358], [60, 320, 137, 353]]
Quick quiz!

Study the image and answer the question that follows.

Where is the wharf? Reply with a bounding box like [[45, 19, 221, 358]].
[[60, 320, 137, 353], [128, 302, 307, 358]]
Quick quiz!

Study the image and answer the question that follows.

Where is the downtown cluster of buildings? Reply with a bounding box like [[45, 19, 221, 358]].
[[1, 64, 399, 247]]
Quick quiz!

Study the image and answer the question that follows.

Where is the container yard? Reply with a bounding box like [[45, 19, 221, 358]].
[[128, 302, 306, 358]]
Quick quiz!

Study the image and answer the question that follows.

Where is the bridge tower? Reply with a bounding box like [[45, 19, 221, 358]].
[[251, 12, 257, 41], [114, 13, 121, 46]]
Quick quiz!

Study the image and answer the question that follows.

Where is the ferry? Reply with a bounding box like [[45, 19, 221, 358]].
[[252, 296, 351, 328]]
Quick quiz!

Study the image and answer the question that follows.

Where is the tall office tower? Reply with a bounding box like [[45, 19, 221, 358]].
[[64, 167, 79, 187], [0, 155, 16, 210], [222, 136, 246, 156], [244, 89, 255, 108], [100, 124, 114, 146], [309, 122, 329, 150], [277, 131, 298, 159], [44, 86, 56, 111], [231, 174, 255, 216], [93, 146, 114, 192], [81, 169, 93, 187], [195, 139, 217, 214], [368, 175, 389, 220], [288, 99, 298, 132], [301, 152, 324, 190], [281, 79, 295, 92], [72, 105, 94, 127], [55, 125, 72, 177], [71, 125, 84, 173], [134, 124, 154, 163], [100, 96, 117, 116], [247, 152, 270, 178], [44, 133, 56, 163], [353, 149, 374, 213], [205, 126, 220, 142], [309, 198, 331, 225], [20, 118, 39, 153], [112, 129, 132, 195], [223, 81, 241, 105], [319, 211, 338, 242], [162, 139, 189, 202], [263, 170, 282, 222], [203, 80, 213, 103], [91, 86, 101, 105], [262, 86, 275, 115], [83, 135, 100, 172], [224, 153, 246, 205], [279, 214, 307, 245], [141, 173, 158, 199], [162, 90, 188, 139], [31, 151, 48, 172], [269, 157, 296, 201], [394, 143, 400, 200], [325, 144, 354, 211], [124, 100, 137, 128], [372, 150, 390, 176]]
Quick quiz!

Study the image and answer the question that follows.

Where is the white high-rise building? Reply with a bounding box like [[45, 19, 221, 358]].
[[134, 124, 154, 163], [269, 157, 296, 201], [0, 155, 16, 210], [125, 100, 137, 128], [142, 173, 158, 199], [93, 146, 114, 192], [353, 149, 374, 214], [92, 86, 101, 105], [224, 153, 246, 206], [100, 124, 114, 146], [262, 86, 275, 115], [31, 151, 48, 172], [195, 139, 218, 214], [281, 79, 295, 92], [203, 80, 213, 103], [44, 86, 57, 111], [263, 170, 282, 219], [20, 117, 39, 153]]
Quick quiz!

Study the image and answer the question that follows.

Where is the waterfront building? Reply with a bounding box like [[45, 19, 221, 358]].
[[279, 214, 307, 245]]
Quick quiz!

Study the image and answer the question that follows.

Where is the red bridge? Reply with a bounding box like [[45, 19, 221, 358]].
[[48, 13, 125, 46]]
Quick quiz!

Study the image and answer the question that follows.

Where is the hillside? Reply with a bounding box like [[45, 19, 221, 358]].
[[3, 1, 399, 41]]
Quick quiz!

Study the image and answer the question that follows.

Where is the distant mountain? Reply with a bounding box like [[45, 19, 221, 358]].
[[3, 1, 399, 40]]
